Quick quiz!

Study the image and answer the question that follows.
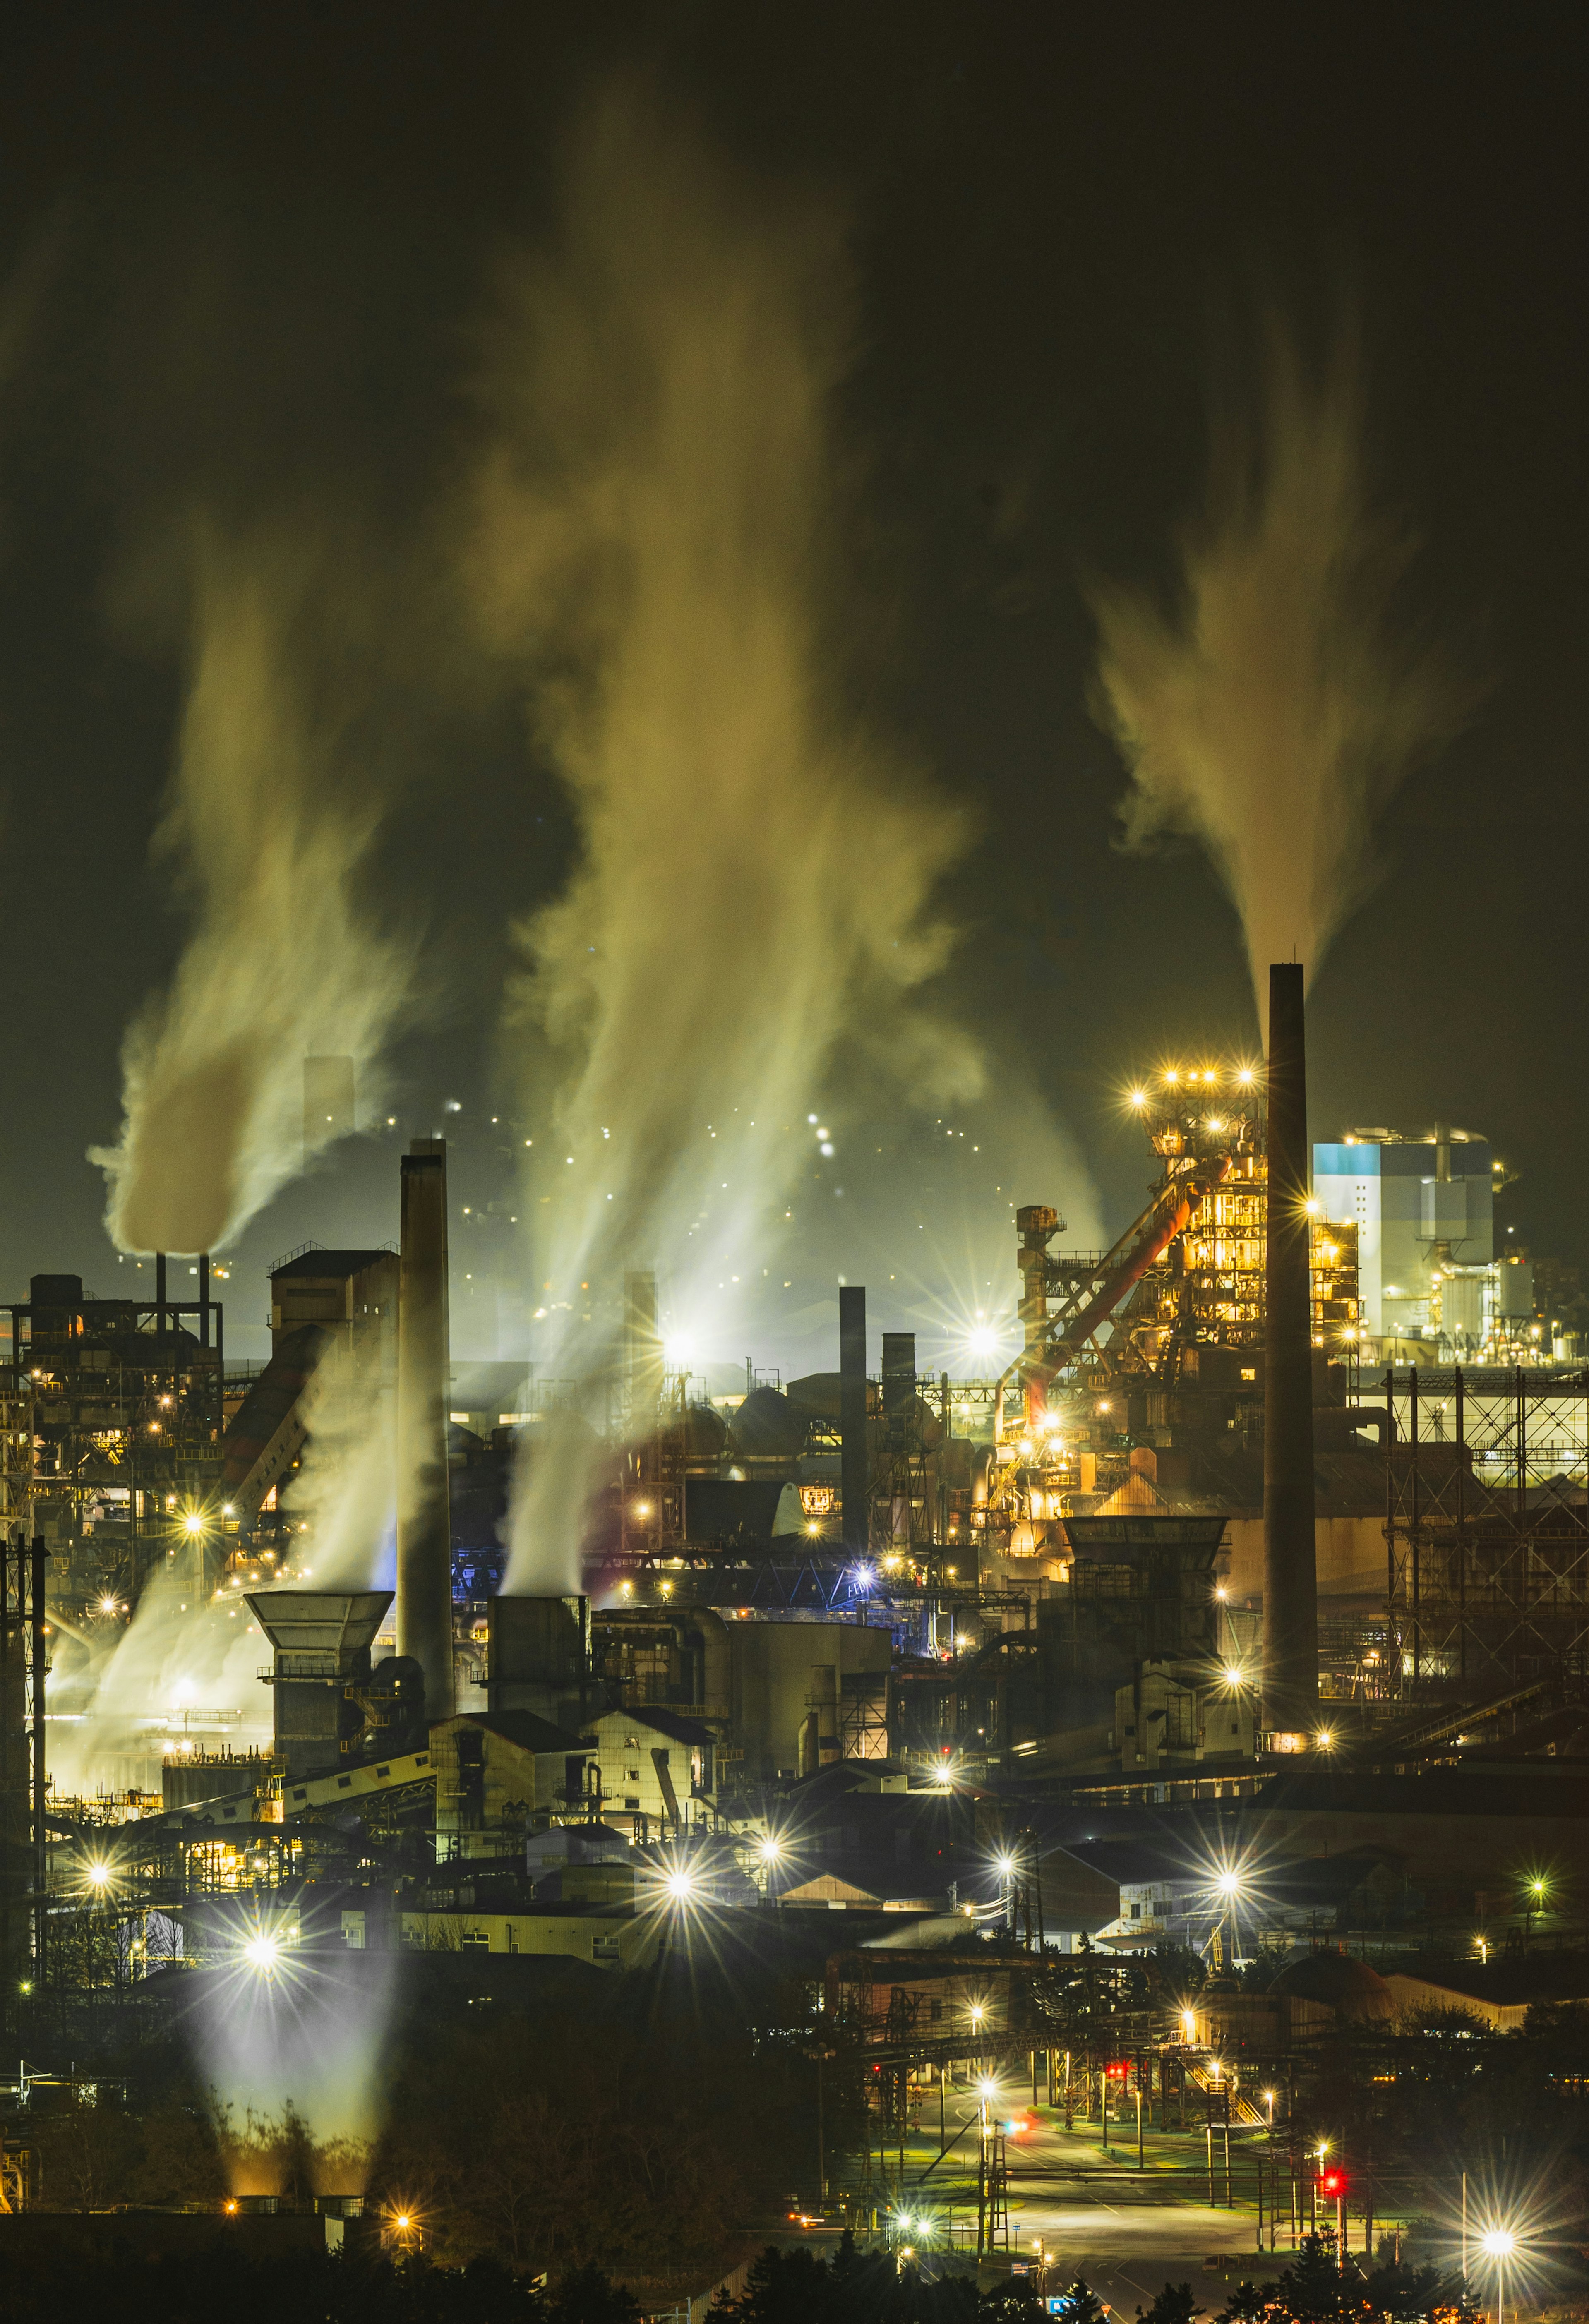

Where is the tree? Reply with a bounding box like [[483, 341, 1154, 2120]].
[[1271, 2238, 1352, 2324], [548, 2263, 643, 2324], [979, 2276, 1042, 2324], [719, 2245, 835, 2324], [1057, 2282, 1108, 2324], [1215, 2286, 1273, 2324], [1137, 2285, 1206, 2324]]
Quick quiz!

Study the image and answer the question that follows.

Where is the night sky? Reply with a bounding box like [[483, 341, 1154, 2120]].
[[0, 5, 1583, 1374]]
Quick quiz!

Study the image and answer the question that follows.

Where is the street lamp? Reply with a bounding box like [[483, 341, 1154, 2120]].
[[1480, 2225, 1517, 2324]]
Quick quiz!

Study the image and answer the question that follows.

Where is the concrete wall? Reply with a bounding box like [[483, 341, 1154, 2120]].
[[399, 1903, 659, 1969], [1224, 1515, 1386, 1602], [429, 1717, 576, 1856], [590, 1709, 709, 1832], [724, 1619, 893, 1781]]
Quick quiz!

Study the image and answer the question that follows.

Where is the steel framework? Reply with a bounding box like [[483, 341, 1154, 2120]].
[[1383, 1365, 1589, 1692]]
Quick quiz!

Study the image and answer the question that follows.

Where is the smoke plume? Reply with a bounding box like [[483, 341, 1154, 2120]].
[[281, 1353, 397, 1592], [92, 531, 409, 1253], [1092, 321, 1469, 1020], [463, 89, 977, 1589], [47, 1559, 271, 1800]]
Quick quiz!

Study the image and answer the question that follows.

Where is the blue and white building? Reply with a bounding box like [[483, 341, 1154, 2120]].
[[1312, 1125, 1511, 1349]]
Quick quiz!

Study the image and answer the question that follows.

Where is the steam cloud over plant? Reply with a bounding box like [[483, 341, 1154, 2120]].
[[93, 532, 409, 1254], [465, 89, 978, 1589], [1092, 321, 1471, 1023]]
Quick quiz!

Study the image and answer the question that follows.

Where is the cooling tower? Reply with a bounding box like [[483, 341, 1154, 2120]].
[[1262, 962, 1320, 1736], [397, 1138, 454, 1720]]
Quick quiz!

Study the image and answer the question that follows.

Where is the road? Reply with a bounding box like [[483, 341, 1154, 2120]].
[[849, 2082, 1375, 2316]]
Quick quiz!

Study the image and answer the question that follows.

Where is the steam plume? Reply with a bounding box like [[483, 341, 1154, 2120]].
[[1092, 321, 1469, 1018], [464, 90, 976, 1589], [92, 532, 408, 1253], [282, 1354, 396, 1591]]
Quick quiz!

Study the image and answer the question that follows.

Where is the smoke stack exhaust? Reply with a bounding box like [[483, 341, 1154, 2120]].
[[398, 1137, 454, 1720], [840, 1286, 867, 1557], [1263, 962, 1319, 1736]]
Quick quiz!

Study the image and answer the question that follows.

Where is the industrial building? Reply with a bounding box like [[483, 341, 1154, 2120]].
[[1313, 1123, 1543, 1360], [3, 988, 1588, 2058]]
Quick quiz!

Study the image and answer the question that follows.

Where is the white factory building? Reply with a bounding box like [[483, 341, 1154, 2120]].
[[1313, 1123, 1534, 1357]]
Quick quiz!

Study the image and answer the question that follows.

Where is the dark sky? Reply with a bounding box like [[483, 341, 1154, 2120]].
[[0, 4, 1583, 1368]]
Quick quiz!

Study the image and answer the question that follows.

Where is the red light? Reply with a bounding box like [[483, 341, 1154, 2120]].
[[1319, 2169, 1349, 2199]]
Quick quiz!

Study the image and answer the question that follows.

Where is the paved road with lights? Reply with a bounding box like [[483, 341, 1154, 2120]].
[[874, 2098, 1349, 2316]]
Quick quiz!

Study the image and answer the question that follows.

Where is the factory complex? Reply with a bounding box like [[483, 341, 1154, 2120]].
[[2, 980, 1588, 2279]]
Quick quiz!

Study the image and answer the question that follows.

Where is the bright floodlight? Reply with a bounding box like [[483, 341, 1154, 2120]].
[[759, 1837, 782, 1862], [977, 2077, 997, 2097], [1216, 1869, 1241, 1895], [665, 1869, 694, 1899], [1222, 1663, 1242, 1686], [183, 1512, 204, 1535], [86, 1861, 111, 1888], [995, 1855, 1014, 1875], [99, 1596, 117, 1613], [933, 1761, 954, 1784], [244, 1932, 281, 1971], [1480, 2230, 1517, 2259]]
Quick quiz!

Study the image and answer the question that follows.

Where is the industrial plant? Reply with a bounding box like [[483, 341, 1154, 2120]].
[[2, 976, 1585, 2053]]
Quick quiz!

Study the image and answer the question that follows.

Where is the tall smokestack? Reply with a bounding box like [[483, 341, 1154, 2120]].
[[398, 1138, 454, 1720], [839, 1286, 867, 1557], [1263, 962, 1319, 1737]]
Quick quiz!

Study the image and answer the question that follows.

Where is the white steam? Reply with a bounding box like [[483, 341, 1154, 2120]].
[[48, 1560, 271, 1801], [1092, 321, 1469, 1021], [281, 1353, 396, 1593], [92, 532, 408, 1253], [464, 91, 977, 1590]]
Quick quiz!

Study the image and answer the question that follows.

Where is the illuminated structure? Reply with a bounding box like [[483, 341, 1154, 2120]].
[[2, 1267, 227, 1610], [1312, 1124, 1536, 1356], [975, 1051, 1359, 1565]]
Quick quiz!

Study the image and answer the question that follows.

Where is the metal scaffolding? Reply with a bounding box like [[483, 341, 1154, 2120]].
[[1384, 1365, 1589, 1691]]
